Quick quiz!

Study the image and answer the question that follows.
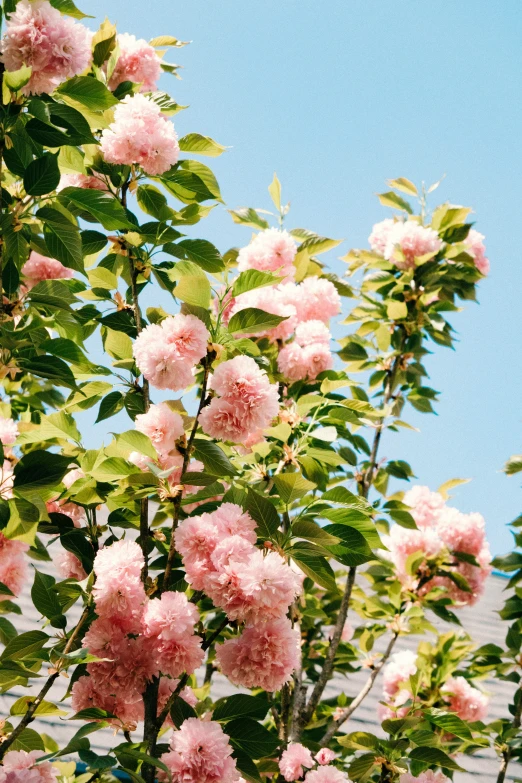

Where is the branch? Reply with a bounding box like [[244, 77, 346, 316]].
[[0, 605, 90, 760], [319, 631, 399, 747], [163, 358, 211, 591], [496, 685, 522, 783], [292, 331, 407, 740]]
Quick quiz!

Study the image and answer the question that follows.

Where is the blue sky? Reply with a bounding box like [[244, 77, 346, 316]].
[[80, 0, 522, 555]]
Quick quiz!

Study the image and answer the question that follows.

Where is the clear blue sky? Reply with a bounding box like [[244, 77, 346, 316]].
[[80, 0, 522, 555]]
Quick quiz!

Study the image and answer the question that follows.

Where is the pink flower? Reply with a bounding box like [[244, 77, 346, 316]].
[[385, 525, 443, 587], [384, 221, 442, 268], [100, 93, 179, 176], [0, 0, 92, 95], [436, 508, 486, 557], [327, 621, 353, 643], [0, 750, 58, 783], [279, 744, 314, 782], [0, 416, 18, 446], [382, 650, 417, 703], [92, 540, 147, 630], [441, 676, 489, 722], [63, 467, 84, 489], [315, 750, 337, 766], [161, 314, 210, 363], [133, 315, 208, 391], [0, 532, 28, 600], [143, 591, 199, 642], [403, 485, 445, 529], [464, 229, 489, 275], [369, 218, 396, 255], [216, 618, 300, 691], [108, 33, 162, 92], [174, 513, 221, 590], [58, 173, 108, 191], [135, 402, 185, 458], [160, 718, 240, 783], [46, 498, 84, 528], [54, 550, 86, 580], [301, 343, 334, 380], [304, 767, 348, 783], [71, 673, 143, 729], [278, 343, 307, 382], [282, 277, 341, 324], [400, 773, 450, 783], [295, 320, 331, 347], [211, 503, 257, 543], [237, 228, 297, 280], [201, 356, 279, 444], [21, 252, 74, 290], [209, 549, 302, 624]]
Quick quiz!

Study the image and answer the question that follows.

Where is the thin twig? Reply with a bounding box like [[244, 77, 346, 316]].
[[496, 685, 522, 783], [0, 606, 90, 759], [319, 632, 399, 746]]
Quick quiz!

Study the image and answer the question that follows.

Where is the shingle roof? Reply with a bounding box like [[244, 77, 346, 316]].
[[2, 559, 519, 782]]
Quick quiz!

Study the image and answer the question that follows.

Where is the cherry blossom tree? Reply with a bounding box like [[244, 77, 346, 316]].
[[0, 4, 504, 783]]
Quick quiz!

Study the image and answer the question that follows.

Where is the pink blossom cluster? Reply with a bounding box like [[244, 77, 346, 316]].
[[369, 219, 442, 268], [441, 675, 489, 722], [0, 531, 28, 602], [0, 0, 92, 95], [378, 649, 417, 721], [237, 228, 298, 280], [108, 33, 162, 92], [386, 485, 492, 605], [400, 773, 450, 783], [0, 416, 18, 446], [465, 229, 490, 275], [100, 93, 179, 176], [54, 549, 86, 581], [21, 252, 74, 290], [175, 502, 301, 690], [133, 313, 209, 391], [278, 746, 346, 783], [72, 540, 201, 727], [199, 356, 279, 444], [160, 718, 240, 783], [278, 320, 333, 381], [0, 750, 58, 783]]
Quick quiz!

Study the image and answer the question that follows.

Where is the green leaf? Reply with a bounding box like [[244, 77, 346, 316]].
[[112, 430, 157, 460], [289, 542, 338, 591], [24, 154, 60, 196], [505, 455, 522, 476], [323, 523, 374, 567], [14, 451, 75, 493], [273, 473, 316, 504], [25, 118, 72, 147], [228, 308, 287, 335], [378, 191, 413, 213], [175, 273, 211, 308], [387, 177, 418, 196], [176, 239, 224, 273], [17, 356, 78, 389], [424, 708, 472, 740], [59, 530, 94, 573], [179, 133, 226, 157], [61, 188, 135, 230], [192, 439, 238, 476], [31, 571, 65, 627], [56, 76, 118, 111], [409, 747, 465, 772], [11, 696, 66, 717], [0, 631, 49, 661], [291, 519, 340, 547], [213, 695, 269, 723], [226, 718, 279, 759], [268, 173, 281, 211], [232, 270, 281, 297], [96, 391, 124, 423], [0, 618, 17, 646], [4, 65, 32, 92], [37, 207, 83, 272], [81, 230, 107, 256], [4, 498, 39, 545], [49, 0, 93, 18], [228, 207, 269, 230], [9, 729, 45, 753], [387, 300, 408, 320], [137, 185, 172, 221], [245, 489, 280, 539]]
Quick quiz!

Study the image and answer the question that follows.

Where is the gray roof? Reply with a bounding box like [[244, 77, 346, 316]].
[[2, 555, 520, 782]]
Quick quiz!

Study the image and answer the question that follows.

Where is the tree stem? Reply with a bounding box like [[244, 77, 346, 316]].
[[496, 685, 522, 783]]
